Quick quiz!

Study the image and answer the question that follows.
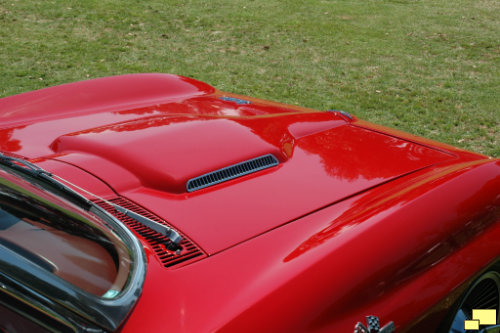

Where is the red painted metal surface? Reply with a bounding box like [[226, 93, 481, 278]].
[[0, 74, 499, 332]]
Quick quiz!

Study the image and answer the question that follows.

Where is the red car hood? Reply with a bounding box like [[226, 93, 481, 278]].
[[0, 74, 455, 254]]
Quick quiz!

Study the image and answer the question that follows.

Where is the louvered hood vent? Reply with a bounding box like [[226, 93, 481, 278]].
[[187, 154, 279, 192]]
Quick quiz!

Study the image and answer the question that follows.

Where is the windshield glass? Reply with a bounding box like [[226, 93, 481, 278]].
[[0, 178, 131, 297]]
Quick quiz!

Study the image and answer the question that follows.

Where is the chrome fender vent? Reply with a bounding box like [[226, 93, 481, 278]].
[[187, 154, 279, 192]]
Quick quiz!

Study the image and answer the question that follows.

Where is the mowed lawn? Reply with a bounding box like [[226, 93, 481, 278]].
[[0, 0, 498, 156]]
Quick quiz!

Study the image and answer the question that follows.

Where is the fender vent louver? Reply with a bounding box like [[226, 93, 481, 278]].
[[94, 197, 206, 268], [186, 154, 279, 192]]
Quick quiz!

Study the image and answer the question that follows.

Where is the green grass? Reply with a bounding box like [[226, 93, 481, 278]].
[[0, 0, 498, 156]]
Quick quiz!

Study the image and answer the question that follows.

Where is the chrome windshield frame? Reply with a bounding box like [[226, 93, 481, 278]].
[[0, 172, 146, 331]]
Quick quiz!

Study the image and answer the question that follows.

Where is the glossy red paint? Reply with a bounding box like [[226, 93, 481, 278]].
[[0, 74, 499, 332], [117, 159, 500, 333], [0, 75, 457, 253]]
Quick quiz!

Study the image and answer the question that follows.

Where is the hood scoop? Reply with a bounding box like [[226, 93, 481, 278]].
[[186, 154, 279, 192]]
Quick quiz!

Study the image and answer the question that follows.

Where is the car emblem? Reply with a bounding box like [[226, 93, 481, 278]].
[[354, 316, 395, 333]]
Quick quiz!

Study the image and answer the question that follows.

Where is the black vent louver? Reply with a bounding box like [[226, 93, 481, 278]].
[[94, 197, 205, 268], [187, 154, 279, 192]]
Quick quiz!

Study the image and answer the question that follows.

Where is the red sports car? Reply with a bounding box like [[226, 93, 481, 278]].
[[0, 74, 498, 332]]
